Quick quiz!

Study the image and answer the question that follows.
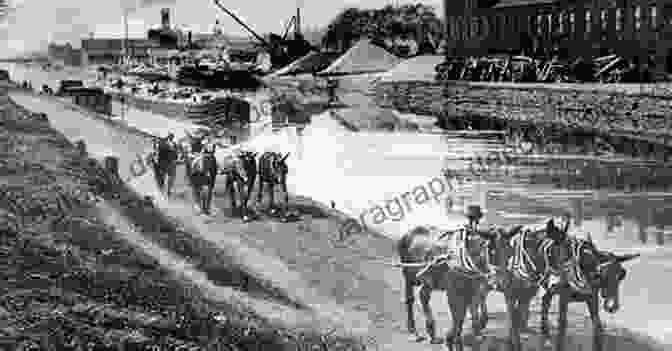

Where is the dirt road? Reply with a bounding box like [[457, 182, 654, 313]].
[[11, 91, 669, 351]]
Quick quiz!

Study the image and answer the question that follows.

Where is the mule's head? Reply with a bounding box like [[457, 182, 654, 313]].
[[546, 215, 570, 242], [238, 151, 257, 166], [478, 226, 526, 268], [238, 151, 258, 176], [595, 252, 639, 313]]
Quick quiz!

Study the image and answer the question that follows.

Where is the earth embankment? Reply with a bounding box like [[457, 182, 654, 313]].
[[0, 90, 364, 350]]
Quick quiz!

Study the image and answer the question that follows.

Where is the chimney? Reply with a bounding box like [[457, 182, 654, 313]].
[[161, 8, 170, 29], [188, 31, 192, 48]]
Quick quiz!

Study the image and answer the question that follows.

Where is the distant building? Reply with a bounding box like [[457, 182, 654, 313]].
[[80, 38, 159, 65], [444, 0, 672, 73], [48, 42, 82, 66]]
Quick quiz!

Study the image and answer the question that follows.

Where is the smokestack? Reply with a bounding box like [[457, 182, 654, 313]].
[[161, 8, 170, 29]]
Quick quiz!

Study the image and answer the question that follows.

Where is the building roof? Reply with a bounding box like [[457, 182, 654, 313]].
[[493, 0, 558, 8]]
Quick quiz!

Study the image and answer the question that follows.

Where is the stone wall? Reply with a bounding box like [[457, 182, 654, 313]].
[[373, 80, 672, 151]]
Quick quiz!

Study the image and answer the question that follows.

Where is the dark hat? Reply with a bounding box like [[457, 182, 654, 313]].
[[465, 205, 484, 220]]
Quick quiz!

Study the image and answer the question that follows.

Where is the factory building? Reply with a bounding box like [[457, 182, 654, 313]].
[[444, 0, 672, 72]]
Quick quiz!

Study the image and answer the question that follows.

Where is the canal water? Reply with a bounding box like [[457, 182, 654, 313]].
[[6, 62, 672, 344]]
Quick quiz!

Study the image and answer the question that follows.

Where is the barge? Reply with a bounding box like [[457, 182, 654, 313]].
[[104, 87, 268, 127]]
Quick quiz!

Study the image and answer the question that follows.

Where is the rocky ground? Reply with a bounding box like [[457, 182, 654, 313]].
[[0, 92, 364, 351]]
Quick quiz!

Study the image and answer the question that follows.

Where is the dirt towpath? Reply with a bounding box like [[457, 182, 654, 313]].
[[11, 91, 669, 351]]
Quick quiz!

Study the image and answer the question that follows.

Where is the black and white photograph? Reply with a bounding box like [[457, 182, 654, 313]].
[[0, 0, 669, 350]]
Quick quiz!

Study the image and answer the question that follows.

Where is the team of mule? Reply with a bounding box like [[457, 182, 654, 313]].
[[147, 132, 290, 217], [397, 205, 638, 351], [148, 133, 638, 351]]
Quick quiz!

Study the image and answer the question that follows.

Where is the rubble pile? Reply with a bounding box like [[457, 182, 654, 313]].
[[0, 95, 362, 351]]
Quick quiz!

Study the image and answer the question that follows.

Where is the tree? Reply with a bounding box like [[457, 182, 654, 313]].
[[322, 3, 444, 55], [0, 0, 10, 18]]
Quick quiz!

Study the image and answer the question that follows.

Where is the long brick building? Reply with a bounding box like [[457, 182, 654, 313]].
[[444, 0, 672, 72]]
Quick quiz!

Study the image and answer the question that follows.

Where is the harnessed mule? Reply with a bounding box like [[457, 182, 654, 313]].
[[219, 151, 257, 218], [539, 235, 639, 351], [183, 144, 218, 215], [484, 225, 552, 351], [396, 225, 496, 349], [147, 138, 181, 197], [257, 152, 289, 212], [458, 218, 569, 351]]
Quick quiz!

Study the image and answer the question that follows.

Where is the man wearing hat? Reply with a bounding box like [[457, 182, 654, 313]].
[[464, 204, 503, 243], [465, 205, 484, 231]]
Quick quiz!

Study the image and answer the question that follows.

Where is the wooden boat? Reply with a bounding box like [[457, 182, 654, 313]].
[[177, 64, 262, 90]]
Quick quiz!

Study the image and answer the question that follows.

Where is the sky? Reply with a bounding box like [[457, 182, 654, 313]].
[[0, 0, 444, 57]]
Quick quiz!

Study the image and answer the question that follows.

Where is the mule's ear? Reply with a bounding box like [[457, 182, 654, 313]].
[[546, 219, 555, 231], [616, 253, 640, 263], [507, 225, 524, 238], [562, 216, 570, 233]]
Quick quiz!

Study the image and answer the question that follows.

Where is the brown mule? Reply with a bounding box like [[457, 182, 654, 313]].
[[397, 225, 494, 350], [539, 233, 639, 351], [183, 145, 218, 215]]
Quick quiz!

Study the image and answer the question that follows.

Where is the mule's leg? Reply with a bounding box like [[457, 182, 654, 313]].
[[256, 181, 264, 205], [226, 176, 237, 210], [445, 285, 468, 350], [208, 183, 215, 214], [555, 287, 570, 351], [268, 183, 275, 211], [470, 285, 487, 336], [166, 163, 176, 197], [540, 289, 553, 337], [238, 180, 247, 216], [190, 183, 202, 213], [282, 180, 289, 210], [243, 179, 254, 216], [153, 165, 164, 191], [205, 173, 216, 214], [477, 285, 491, 334], [518, 288, 537, 331], [469, 299, 481, 337], [419, 284, 439, 343], [587, 292, 604, 351], [504, 293, 521, 351], [402, 275, 418, 339]]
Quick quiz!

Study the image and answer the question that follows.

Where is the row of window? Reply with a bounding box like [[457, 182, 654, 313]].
[[448, 3, 663, 41]]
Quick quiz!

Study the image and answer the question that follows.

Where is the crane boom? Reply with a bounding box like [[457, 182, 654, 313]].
[[281, 16, 296, 41], [212, 0, 271, 48]]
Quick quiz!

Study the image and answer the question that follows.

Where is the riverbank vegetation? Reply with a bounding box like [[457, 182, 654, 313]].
[[322, 4, 444, 57]]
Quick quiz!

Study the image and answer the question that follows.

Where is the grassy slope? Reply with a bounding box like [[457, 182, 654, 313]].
[[0, 93, 363, 350]]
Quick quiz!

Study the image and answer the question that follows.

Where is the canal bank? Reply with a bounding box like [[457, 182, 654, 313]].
[[12, 90, 672, 351], [373, 79, 672, 161], [0, 88, 369, 351]]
